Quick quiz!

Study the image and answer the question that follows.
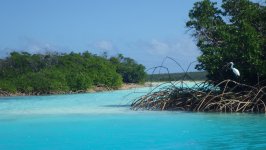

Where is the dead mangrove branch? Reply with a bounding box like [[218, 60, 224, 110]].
[[131, 80, 266, 113]]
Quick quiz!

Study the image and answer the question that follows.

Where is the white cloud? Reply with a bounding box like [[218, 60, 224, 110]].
[[148, 39, 171, 55], [0, 37, 68, 58], [143, 38, 199, 60], [21, 37, 59, 53], [130, 37, 200, 72], [0, 42, 71, 58], [0, 48, 13, 58], [94, 40, 114, 51], [86, 40, 122, 56]]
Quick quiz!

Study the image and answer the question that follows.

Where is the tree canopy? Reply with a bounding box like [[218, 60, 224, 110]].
[[186, 0, 266, 85], [0, 51, 146, 94], [109, 54, 147, 83]]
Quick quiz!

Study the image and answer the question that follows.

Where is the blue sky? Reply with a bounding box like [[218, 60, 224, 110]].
[[0, 0, 208, 72]]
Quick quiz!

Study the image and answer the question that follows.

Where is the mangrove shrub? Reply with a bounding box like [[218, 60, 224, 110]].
[[186, 0, 266, 85], [0, 51, 146, 94]]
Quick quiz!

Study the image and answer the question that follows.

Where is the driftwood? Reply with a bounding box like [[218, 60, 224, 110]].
[[131, 80, 266, 113]]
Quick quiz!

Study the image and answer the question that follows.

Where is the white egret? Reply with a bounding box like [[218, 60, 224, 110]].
[[229, 62, 240, 77]]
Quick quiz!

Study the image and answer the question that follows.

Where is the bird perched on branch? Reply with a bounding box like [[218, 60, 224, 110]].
[[229, 62, 240, 77]]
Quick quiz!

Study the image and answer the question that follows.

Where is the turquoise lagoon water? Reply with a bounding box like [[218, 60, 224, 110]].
[[0, 86, 266, 150]]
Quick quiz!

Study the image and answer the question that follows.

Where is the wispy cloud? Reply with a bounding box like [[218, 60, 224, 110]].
[[147, 39, 198, 58], [94, 40, 114, 51], [129, 37, 200, 72], [20, 37, 62, 53], [0, 48, 13, 58], [0, 37, 69, 58], [147, 39, 171, 55], [87, 40, 122, 56], [136, 37, 199, 61]]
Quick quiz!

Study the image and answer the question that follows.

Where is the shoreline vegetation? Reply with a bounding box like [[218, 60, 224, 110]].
[[0, 51, 147, 96], [0, 51, 207, 97], [0, 71, 206, 97]]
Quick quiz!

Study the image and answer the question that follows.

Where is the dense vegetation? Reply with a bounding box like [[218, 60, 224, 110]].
[[147, 72, 207, 82], [0, 51, 146, 94], [110, 54, 147, 83], [186, 0, 266, 85]]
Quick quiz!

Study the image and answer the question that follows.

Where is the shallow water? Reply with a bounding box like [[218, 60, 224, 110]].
[[0, 86, 266, 150]]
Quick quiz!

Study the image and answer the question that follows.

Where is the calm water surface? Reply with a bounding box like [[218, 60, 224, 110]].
[[0, 86, 266, 150]]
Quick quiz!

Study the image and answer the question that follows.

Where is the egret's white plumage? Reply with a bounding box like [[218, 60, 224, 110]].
[[229, 62, 240, 76]]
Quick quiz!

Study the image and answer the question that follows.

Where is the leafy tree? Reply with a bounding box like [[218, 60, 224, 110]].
[[110, 54, 147, 83], [66, 72, 92, 91], [186, 0, 266, 85]]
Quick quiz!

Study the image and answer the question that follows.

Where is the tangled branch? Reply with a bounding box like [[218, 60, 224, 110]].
[[131, 79, 266, 113]]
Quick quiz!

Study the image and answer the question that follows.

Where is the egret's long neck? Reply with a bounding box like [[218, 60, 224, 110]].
[[230, 64, 234, 69]]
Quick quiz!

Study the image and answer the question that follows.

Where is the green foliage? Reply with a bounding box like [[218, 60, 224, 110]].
[[110, 54, 147, 83], [186, 0, 266, 85], [66, 72, 92, 91], [13, 69, 69, 94], [0, 51, 146, 94], [0, 80, 17, 93]]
